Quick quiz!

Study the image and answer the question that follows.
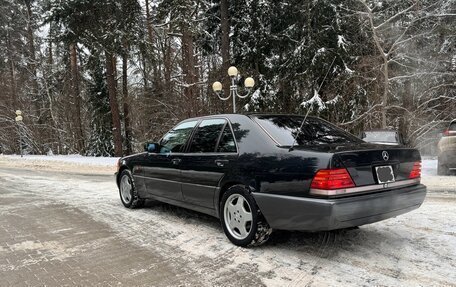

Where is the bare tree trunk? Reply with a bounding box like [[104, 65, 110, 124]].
[[6, 29, 18, 109], [105, 50, 123, 157], [220, 0, 230, 112], [182, 27, 198, 117], [381, 58, 388, 128], [122, 44, 132, 155], [69, 43, 85, 153], [24, 0, 41, 122], [364, 5, 389, 128], [145, 0, 154, 44], [145, 0, 161, 96], [48, 38, 53, 66], [164, 35, 172, 94]]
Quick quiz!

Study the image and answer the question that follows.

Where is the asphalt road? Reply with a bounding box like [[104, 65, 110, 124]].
[[0, 167, 455, 286]]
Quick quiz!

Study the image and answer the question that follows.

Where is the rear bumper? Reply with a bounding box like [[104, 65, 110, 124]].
[[252, 184, 426, 231]]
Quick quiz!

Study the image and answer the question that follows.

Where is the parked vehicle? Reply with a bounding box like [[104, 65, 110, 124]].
[[437, 119, 456, 175], [359, 129, 405, 146], [116, 114, 426, 246]]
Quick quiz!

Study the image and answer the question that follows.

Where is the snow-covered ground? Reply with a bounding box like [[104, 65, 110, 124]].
[[0, 154, 119, 174], [420, 157, 456, 193], [0, 162, 455, 286], [421, 156, 440, 176], [0, 154, 119, 167]]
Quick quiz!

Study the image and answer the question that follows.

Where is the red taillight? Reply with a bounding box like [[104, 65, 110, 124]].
[[310, 168, 355, 190], [443, 129, 450, 136], [409, 161, 421, 179]]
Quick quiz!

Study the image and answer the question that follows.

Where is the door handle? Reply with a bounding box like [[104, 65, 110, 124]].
[[215, 159, 229, 167], [172, 158, 182, 165]]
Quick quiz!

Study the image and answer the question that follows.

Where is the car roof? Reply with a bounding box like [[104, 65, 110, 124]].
[[180, 114, 250, 122], [181, 113, 315, 122]]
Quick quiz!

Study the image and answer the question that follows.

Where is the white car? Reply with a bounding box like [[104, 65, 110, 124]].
[[360, 129, 405, 146]]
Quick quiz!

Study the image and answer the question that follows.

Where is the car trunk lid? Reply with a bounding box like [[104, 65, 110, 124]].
[[333, 147, 421, 186]]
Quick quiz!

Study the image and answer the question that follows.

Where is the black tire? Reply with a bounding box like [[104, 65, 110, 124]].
[[118, 169, 145, 208], [220, 185, 272, 247]]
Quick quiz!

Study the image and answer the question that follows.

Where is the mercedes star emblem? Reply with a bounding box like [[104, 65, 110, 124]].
[[382, 151, 389, 161]]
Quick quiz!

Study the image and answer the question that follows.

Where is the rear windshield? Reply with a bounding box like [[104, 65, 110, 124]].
[[362, 131, 398, 143], [253, 115, 362, 146]]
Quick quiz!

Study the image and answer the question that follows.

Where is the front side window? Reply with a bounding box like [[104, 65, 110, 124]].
[[189, 119, 226, 153], [160, 120, 198, 153]]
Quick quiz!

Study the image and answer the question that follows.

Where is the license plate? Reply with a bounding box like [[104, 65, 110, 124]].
[[375, 166, 395, 184]]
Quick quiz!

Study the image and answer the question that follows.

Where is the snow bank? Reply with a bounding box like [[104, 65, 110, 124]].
[[422, 157, 437, 176], [0, 155, 120, 167]]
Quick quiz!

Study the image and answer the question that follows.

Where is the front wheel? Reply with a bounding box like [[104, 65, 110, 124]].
[[119, 170, 144, 208], [220, 185, 272, 247]]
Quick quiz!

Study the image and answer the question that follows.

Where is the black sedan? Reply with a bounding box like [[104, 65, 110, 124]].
[[116, 114, 426, 246]]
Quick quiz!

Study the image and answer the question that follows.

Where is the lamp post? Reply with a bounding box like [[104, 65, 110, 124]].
[[15, 110, 23, 158], [212, 66, 255, 113]]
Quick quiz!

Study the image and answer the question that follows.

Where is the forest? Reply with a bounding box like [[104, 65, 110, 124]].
[[0, 0, 454, 157]]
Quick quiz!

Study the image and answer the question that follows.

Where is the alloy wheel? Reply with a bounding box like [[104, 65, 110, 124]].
[[120, 175, 132, 204], [223, 193, 253, 240]]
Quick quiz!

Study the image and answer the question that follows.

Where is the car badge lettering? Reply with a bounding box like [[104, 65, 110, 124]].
[[382, 151, 389, 161]]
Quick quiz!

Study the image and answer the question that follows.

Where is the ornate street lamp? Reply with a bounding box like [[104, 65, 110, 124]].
[[15, 110, 23, 158], [212, 66, 255, 113]]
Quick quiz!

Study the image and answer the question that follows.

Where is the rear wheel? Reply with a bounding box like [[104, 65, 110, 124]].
[[220, 185, 272, 247], [119, 170, 144, 208]]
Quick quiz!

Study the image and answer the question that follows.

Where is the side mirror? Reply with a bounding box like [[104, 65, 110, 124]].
[[144, 142, 159, 153]]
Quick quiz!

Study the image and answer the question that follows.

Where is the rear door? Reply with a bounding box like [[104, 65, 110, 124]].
[[143, 120, 198, 201], [180, 119, 238, 209]]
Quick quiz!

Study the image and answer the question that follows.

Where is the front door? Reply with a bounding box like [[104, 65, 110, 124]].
[[143, 120, 198, 201]]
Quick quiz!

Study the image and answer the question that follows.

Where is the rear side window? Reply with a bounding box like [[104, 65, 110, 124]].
[[217, 125, 237, 153], [189, 119, 226, 153], [254, 115, 362, 146]]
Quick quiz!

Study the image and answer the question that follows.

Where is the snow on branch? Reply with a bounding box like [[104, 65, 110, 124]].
[[301, 90, 326, 111], [374, 2, 417, 30]]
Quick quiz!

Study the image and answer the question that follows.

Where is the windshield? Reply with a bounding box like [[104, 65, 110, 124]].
[[253, 115, 362, 146], [362, 131, 398, 143]]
